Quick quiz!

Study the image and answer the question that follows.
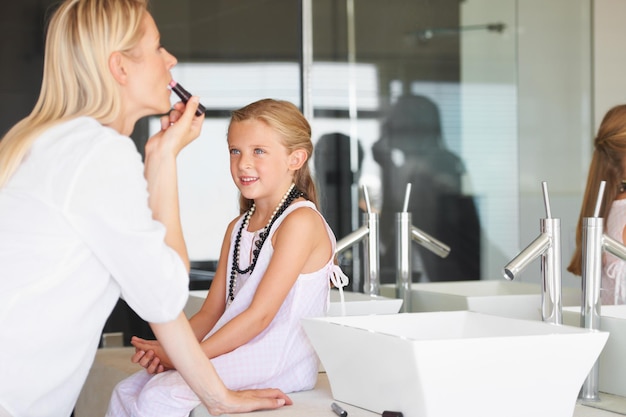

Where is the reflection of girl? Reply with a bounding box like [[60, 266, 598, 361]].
[[108, 99, 343, 416], [569, 105, 626, 305], [0, 1, 288, 415]]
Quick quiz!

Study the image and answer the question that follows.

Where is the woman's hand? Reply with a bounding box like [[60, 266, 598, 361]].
[[146, 96, 204, 158], [206, 388, 293, 415], [130, 336, 173, 374]]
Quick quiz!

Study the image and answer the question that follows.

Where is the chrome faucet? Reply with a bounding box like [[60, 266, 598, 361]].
[[579, 181, 626, 401], [396, 184, 451, 312], [335, 186, 380, 295], [503, 181, 562, 325]]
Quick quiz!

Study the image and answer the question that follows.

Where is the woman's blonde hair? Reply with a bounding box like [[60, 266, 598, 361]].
[[568, 104, 626, 275], [0, 0, 148, 187], [228, 98, 319, 213]]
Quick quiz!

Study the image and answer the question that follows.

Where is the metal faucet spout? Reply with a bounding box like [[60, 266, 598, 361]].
[[411, 226, 451, 258], [603, 234, 626, 259], [503, 232, 551, 280], [336, 226, 369, 254]]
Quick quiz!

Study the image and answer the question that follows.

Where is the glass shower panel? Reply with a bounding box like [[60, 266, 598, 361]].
[[460, 1, 518, 281], [310, 0, 518, 284]]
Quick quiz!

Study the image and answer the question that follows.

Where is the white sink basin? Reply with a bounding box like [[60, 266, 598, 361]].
[[380, 280, 581, 320], [302, 311, 608, 417], [563, 305, 626, 398], [185, 289, 402, 318]]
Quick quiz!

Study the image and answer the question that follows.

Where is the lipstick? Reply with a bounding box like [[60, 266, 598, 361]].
[[168, 80, 206, 117]]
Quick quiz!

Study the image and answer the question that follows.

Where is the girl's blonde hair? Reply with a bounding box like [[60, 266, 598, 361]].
[[568, 104, 626, 275], [0, 0, 148, 187], [228, 99, 319, 213]]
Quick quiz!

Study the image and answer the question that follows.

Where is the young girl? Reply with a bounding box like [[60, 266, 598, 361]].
[[568, 104, 626, 305], [107, 98, 345, 416]]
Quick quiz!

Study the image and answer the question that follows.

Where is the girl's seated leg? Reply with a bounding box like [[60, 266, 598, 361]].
[[106, 370, 200, 417]]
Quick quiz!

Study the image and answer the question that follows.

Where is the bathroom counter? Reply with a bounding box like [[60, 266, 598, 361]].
[[191, 373, 625, 417], [76, 347, 625, 417]]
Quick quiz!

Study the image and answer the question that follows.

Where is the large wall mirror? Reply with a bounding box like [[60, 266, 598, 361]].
[[146, 0, 591, 288], [0, 0, 592, 289]]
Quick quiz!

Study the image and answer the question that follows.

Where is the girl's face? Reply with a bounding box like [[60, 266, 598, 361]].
[[228, 119, 296, 203], [121, 12, 177, 120]]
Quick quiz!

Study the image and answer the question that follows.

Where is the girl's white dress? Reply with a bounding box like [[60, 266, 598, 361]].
[[107, 200, 338, 417], [602, 199, 626, 305]]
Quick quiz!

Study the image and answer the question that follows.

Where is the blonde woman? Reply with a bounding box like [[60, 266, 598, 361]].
[[0, 1, 289, 416]]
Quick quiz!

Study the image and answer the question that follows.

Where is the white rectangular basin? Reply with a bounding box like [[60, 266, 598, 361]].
[[302, 311, 608, 417], [563, 305, 626, 398], [185, 289, 402, 318], [380, 280, 581, 320]]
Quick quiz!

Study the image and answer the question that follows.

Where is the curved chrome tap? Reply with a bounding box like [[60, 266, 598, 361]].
[[335, 186, 380, 295], [503, 181, 562, 325], [579, 181, 626, 401], [396, 184, 451, 312]]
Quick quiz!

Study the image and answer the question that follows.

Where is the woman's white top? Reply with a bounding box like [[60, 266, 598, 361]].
[[603, 199, 626, 305], [0, 117, 189, 417], [207, 200, 334, 391]]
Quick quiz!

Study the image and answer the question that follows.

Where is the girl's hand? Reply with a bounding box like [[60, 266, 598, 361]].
[[130, 336, 174, 374]]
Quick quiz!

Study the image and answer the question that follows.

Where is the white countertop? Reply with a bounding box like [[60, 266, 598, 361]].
[[191, 373, 626, 417], [77, 347, 626, 417]]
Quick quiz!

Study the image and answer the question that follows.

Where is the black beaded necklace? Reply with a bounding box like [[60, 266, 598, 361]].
[[228, 184, 304, 303]]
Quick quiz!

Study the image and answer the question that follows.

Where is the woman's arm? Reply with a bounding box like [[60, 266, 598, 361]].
[[143, 99, 204, 271], [188, 220, 235, 339], [130, 220, 235, 372]]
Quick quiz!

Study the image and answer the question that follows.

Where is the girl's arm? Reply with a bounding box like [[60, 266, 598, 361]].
[[197, 207, 331, 359], [132, 209, 330, 369]]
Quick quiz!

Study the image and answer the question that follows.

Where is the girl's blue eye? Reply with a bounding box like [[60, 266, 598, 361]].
[[254, 148, 264, 155], [230, 149, 240, 155]]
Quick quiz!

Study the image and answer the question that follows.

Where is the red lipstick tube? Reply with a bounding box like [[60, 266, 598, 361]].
[[168, 80, 206, 117]]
